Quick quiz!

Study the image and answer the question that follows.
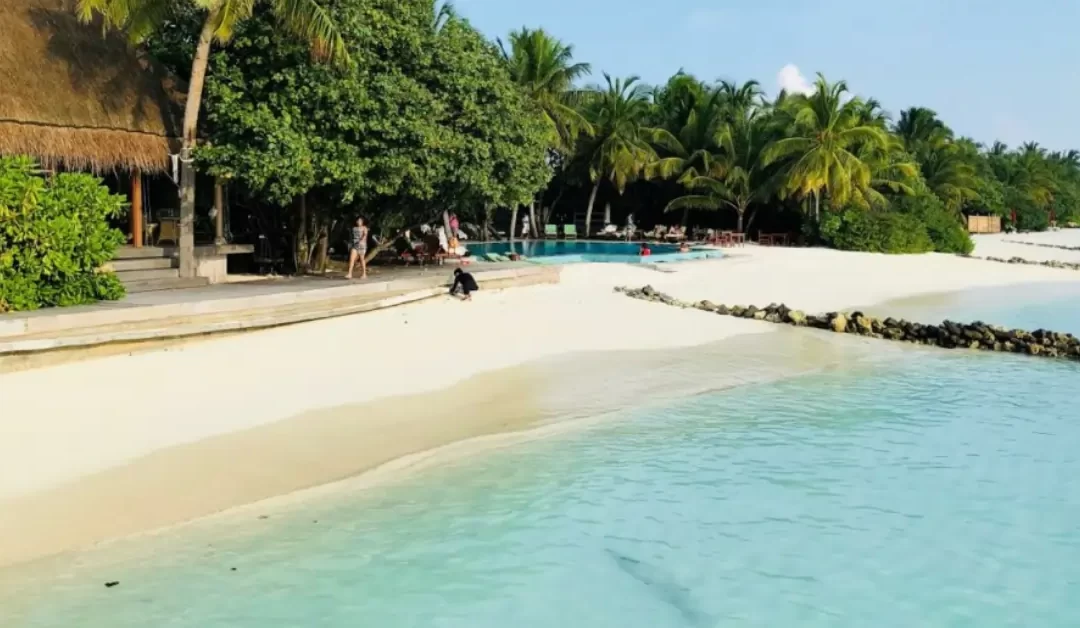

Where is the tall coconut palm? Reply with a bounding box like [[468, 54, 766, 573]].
[[498, 28, 592, 153], [892, 107, 979, 211], [579, 74, 657, 235], [716, 79, 763, 122], [665, 110, 773, 232], [895, 107, 950, 147], [646, 86, 728, 225], [76, 0, 346, 277], [762, 74, 890, 222], [498, 27, 591, 237]]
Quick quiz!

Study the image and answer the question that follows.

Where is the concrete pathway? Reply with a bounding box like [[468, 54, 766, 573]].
[[0, 264, 557, 356]]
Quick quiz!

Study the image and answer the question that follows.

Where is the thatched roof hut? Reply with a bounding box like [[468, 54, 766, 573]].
[[0, 0, 182, 173]]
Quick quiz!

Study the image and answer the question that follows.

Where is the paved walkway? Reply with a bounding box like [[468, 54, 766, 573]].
[[0, 264, 557, 356]]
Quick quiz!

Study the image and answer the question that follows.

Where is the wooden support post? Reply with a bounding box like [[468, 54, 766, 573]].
[[130, 168, 144, 248], [214, 180, 225, 245]]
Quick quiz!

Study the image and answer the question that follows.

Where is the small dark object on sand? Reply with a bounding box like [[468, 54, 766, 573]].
[[104, 581, 119, 588], [231, 567, 237, 572], [258, 515, 269, 520]]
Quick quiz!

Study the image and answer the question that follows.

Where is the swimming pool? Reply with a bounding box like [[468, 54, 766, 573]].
[[469, 240, 721, 264]]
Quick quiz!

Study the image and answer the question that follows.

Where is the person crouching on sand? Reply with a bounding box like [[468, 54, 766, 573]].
[[450, 268, 478, 301]]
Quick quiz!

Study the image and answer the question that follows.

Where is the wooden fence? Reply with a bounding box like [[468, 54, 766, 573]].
[[966, 215, 1001, 234]]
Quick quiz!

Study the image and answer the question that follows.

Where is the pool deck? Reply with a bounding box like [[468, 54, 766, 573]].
[[0, 263, 559, 359]]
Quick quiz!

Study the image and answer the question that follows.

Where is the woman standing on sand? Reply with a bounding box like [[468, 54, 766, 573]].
[[346, 216, 369, 280]]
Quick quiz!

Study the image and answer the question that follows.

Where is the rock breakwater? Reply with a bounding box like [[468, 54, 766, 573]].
[[1003, 239, 1080, 252], [616, 285, 1080, 362], [966, 255, 1080, 272]]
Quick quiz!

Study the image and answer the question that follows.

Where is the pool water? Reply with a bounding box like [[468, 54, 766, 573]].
[[469, 240, 721, 264]]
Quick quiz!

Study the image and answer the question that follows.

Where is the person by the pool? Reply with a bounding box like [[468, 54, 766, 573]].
[[678, 241, 690, 253], [639, 243, 651, 257], [450, 268, 478, 301]]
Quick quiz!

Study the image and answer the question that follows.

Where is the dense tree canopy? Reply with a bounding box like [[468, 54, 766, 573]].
[[194, 0, 550, 265], [129, 0, 1080, 266]]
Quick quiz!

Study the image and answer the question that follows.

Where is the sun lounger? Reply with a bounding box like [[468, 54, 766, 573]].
[[545, 224, 558, 239], [563, 224, 578, 239]]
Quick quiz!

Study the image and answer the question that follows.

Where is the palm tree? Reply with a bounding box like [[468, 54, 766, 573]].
[[579, 74, 657, 235], [498, 27, 591, 238], [716, 79, 763, 122], [893, 107, 979, 211], [665, 110, 772, 232], [498, 27, 592, 153], [762, 74, 891, 222], [895, 107, 949, 147], [76, 0, 346, 277], [646, 86, 728, 225]]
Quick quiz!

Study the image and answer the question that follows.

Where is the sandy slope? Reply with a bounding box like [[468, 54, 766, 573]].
[[2, 242, 1079, 566]]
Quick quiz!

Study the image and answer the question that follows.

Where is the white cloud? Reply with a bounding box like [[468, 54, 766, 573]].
[[777, 64, 814, 96]]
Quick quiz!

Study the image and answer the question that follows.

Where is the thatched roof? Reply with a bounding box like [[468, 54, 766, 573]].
[[0, 0, 182, 173]]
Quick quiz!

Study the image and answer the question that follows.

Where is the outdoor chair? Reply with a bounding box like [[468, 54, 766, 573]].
[[544, 224, 558, 239], [563, 224, 578, 239], [157, 218, 180, 245]]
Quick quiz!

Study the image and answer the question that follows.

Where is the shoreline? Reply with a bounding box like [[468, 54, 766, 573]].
[[0, 328, 858, 571], [3, 243, 1080, 568]]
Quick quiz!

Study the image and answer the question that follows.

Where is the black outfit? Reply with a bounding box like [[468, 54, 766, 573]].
[[450, 272, 478, 296]]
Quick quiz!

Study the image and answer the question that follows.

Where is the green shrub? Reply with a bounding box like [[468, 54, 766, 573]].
[[0, 157, 127, 312], [820, 207, 935, 254], [891, 192, 974, 255]]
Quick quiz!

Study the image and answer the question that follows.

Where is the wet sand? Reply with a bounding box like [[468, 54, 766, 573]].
[[0, 328, 865, 570]]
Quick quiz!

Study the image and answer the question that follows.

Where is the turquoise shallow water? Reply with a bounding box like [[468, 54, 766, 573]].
[[5, 287, 1080, 627]]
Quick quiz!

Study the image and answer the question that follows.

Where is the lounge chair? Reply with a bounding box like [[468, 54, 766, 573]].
[[563, 224, 578, 239], [544, 224, 558, 239]]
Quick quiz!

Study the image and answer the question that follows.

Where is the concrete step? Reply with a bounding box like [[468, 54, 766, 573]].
[[123, 276, 210, 294], [113, 246, 176, 260], [109, 257, 177, 273], [116, 268, 180, 282]]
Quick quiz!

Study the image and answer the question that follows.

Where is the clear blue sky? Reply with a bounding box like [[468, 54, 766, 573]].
[[455, 0, 1080, 151]]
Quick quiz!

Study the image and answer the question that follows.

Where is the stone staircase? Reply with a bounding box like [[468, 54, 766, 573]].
[[110, 247, 210, 293]]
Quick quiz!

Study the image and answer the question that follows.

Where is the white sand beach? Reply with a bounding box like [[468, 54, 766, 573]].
[[3, 235, 1080, 567]]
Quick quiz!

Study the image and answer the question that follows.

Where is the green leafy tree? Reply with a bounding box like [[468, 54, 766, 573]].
[[76, 0, 347, 277], [197, 0, 549, 264], [0, 157, 126, 311]]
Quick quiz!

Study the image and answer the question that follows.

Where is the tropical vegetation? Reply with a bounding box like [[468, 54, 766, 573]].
[[0, 157, 127, 312], [73, 0, 1080, 269]]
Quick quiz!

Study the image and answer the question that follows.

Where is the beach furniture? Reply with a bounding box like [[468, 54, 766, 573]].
[[563, 224, 578, 239], [544, 224, 558, 239]]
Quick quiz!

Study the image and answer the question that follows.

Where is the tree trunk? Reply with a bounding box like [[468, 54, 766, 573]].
[[813, 190, 821, 223], [584, 179, 601, 237], [442, 210, 453, 238], [681, 206, 690, 229], [509, 205, 519, 243], [529, 200, 538, 238], [313, 221, 329, 273], [178, 9, 219, 278], [296, 194, 309, 274], [744, 205, 760, 234], [736, 209, 744, 233]]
